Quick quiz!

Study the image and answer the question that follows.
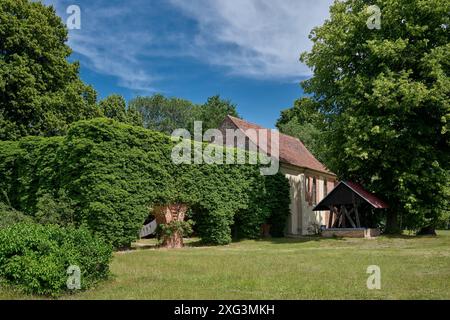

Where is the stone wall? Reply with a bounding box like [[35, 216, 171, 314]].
[[322, 228, 381, 238]]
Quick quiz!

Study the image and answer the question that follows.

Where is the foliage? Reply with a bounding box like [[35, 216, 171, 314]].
[[307, 222, 322, 236], [0, 223, 112, 296], [0, 119, 290, 248], [129, 94, 195, 134], [192, 95, 240, 133], [35, 191, 75, 226], [99, 94, 143, 126], [0, 203, 32, 229], [0, 0, 99, 140], [129, 94, 240, 135], [156, 220, 194, 242], [265, 173, 291, 237], [276, 98, 327, 162], [299, 0, 450, 232], [233, 202, 270, 240]]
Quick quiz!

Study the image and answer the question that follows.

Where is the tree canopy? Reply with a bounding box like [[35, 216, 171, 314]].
[[276, 97, 326, 163], [129, 94, 239, 135], [129, 94, 195, 134], [99, 94, 143, 127], [297, 0, 449, 232], [193, 95, 240, 133], [0, 0, 99, 140]]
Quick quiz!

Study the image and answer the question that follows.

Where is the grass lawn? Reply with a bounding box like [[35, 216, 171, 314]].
[[1, 231, 449, 300]]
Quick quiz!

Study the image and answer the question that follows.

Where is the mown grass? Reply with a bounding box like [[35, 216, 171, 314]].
[[1, 231, 449, 300]]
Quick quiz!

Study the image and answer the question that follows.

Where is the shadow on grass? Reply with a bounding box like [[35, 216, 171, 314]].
[[128, 235, 351, 251], [127, 238, 210, 251], [128, 230, 442, 252], [231, 235, 348, 246], [382, 234, 418, 240]]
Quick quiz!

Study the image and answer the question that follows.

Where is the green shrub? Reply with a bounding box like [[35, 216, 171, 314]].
[[35, 191, 75, 226], [0, 203, 33, 229], [0, 119, 291, 247], [266, 173, 291, 237], [156, 220, 194, 242], [0, 223, 112, 297]]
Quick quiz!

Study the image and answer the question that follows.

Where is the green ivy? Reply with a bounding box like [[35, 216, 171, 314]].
[[156, 220, 194, 242], [0, 118, 291, 247]]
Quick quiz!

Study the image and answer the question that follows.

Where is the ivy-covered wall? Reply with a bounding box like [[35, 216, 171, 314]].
[[0, 118, 290, 248]]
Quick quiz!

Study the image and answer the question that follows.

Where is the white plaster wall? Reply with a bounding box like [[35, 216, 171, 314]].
[[301, 177, 328, 234], [281, 164, 332, 236], [284, 173, 302, 235]]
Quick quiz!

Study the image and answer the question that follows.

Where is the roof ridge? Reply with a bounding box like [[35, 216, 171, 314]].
[[227, 115, 311, 149], [223, 115, 335, 176]]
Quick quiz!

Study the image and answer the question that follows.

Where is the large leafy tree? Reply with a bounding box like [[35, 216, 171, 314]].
[[129, 94, 194, 134], [276, 97, 326, 162], [300, 0, 449, 233], [99, 94, 143, 126], [0, 0, 99, 140], [193, 95, 240, 132]]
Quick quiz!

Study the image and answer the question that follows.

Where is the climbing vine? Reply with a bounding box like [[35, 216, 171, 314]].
[[0, 119, 290, 248]]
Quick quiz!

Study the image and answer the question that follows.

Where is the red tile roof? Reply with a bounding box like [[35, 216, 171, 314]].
[[343, 181, 389, 209], [225, 115, 334, 176]]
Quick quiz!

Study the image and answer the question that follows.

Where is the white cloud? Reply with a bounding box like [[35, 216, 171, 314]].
[[45, 0, 158, 93], [68, 31, 158, 93], [45, 0, 332, 92], [169, 0, 332, 79]]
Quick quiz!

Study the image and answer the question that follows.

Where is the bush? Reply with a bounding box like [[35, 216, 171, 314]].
[[156, 220, 194, 243], [0, 223, 112, 296], [35, 191, 76, 226], [0, 203, 33, 229], [266, 173, 291, 237]]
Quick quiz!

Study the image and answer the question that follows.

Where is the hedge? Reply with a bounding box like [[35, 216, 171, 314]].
[[0, 118, 290, 248]]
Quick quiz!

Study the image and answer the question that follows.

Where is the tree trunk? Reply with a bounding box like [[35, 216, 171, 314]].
[[384, 210, 401, 234], [417, 226, 437, 236]]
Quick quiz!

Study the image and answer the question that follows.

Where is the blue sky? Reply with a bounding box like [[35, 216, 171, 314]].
[[45, 0, 332, 128]]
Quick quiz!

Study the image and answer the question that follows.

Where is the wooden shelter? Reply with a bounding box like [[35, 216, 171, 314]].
[[313, 181, 388, 232]]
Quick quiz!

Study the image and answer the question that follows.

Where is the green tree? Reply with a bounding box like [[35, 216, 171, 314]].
[[129, 94, 239, 135], [300, 0, 449, 233], [99, 94, 143, 126], [129, 94, 194, 134], [99, 95, 128, 123], [193, 95, 240, 132], [0, 0, 99, 140], [276, 97, 326, 162]]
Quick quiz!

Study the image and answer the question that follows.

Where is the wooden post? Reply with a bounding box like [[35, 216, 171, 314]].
[[332, 206, 342, 228], [339, 206, 345, 228], [328, 206, 334, 228], [343, 206, 357, 228]]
